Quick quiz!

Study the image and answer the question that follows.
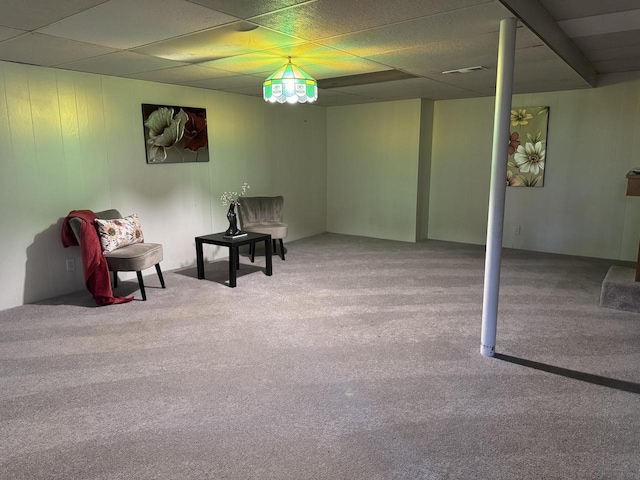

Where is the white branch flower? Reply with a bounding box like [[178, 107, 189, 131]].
[[221, 183, 250, 206]]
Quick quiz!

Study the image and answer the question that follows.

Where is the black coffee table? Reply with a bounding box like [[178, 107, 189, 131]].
[[195, 232, 272, 287]]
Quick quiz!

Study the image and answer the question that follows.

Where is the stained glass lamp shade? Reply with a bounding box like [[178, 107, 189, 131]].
[[263, 58, 318, 104]]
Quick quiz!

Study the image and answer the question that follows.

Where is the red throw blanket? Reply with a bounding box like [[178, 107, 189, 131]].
[[61, 210, 133, 306]]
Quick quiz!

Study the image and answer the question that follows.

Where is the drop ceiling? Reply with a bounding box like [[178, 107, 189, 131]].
[[0, 0, 638, 106]]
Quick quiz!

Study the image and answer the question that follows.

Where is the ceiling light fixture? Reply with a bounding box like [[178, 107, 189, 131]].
[[263, 57, 318, 104]]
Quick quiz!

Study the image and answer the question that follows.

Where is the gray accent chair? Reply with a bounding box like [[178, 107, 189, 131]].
[[237, 196, 288, 261], [69, 209, 165, 301]]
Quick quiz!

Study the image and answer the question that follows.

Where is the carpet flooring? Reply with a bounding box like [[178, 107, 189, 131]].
[[1, 233, 639, 479]]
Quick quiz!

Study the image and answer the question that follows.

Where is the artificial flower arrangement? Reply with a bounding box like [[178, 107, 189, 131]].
[[220, 183, 250, 206], [220, 183, 250, 237]]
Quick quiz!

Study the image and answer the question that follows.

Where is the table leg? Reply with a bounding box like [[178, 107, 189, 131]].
[[229, 245, 237, 288], [196, 240, 204, 279], [265, 238, 272, 276], [236, 246, 240, 271]]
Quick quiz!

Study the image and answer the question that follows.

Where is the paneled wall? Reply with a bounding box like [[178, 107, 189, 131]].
[[3, 57, 640, 311], [428, 80, 640, 261], [0, 61, 327, 311], [327, 99, 421, 242]]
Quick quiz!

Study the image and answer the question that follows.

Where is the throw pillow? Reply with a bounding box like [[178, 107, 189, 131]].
[[94, 214, 144, 254]]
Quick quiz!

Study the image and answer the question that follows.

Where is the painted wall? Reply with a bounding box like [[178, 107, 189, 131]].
[[326, 99, 421, 242], [428, 80, 640, 261], [0, 61, 326, 311]]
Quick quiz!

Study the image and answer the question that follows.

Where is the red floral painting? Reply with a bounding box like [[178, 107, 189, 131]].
[[142, 104, 209, 163]]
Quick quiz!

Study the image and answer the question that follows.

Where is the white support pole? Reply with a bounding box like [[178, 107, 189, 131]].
[[481, 17, 517, 357]]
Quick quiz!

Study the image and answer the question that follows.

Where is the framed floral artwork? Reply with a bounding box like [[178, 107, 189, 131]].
[[507, 106, 549, 187], [142, 104, 209, 163]]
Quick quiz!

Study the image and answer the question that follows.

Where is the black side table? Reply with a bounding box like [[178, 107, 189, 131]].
[[195, 232, 272, 287]]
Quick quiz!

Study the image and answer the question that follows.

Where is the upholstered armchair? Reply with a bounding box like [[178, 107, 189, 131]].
[[237, 196, 288, 261], [68, 209, 165, 301]]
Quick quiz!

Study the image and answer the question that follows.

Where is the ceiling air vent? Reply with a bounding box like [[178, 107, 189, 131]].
[[317, 69, 418, 89], [442, 65, 486, 74]]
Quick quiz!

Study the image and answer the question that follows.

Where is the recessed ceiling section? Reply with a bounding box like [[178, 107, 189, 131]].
[[178, 74, 266, 90], [295, 60, 390, 81], [216, 85, 264, 97], [124, 65, 237, 83], [0, 33, 116, 67], [513, 57, 590, 89], [318, 70, 418, 89], [37, 0, 238, 49], [57, 51, 187, 76], [330, 77, 481, 101], [133, 22, 303, 63], [313, 89, 379, 107]]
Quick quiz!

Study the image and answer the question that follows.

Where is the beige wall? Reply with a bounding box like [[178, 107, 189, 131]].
[[428, 80, 640, 261], [327, 99, 421, 242], [0, 61, 326, 311]]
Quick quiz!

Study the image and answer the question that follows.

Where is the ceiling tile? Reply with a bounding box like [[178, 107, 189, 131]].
[[37, 0, 238, 49], [539, 0, 640, 21], [585, 44, 640, 63], [133, 22, 303, 63], [557, 10, 640, 38], [57, 51, 186, 75], [598, 71, 640, 87], [366, 27, 541, 71], [0, 0, 108, 30], [252, 0, 496, 41], [316, 3, 507, 57], [199, 42, 387, 79], [0, 27, 27, 42], [366, 33, 495, 70], [125, 65, 236, 83], [297, 60, 389, 80], [188, 0, 310, 18], [0, 33, 116, 67]]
